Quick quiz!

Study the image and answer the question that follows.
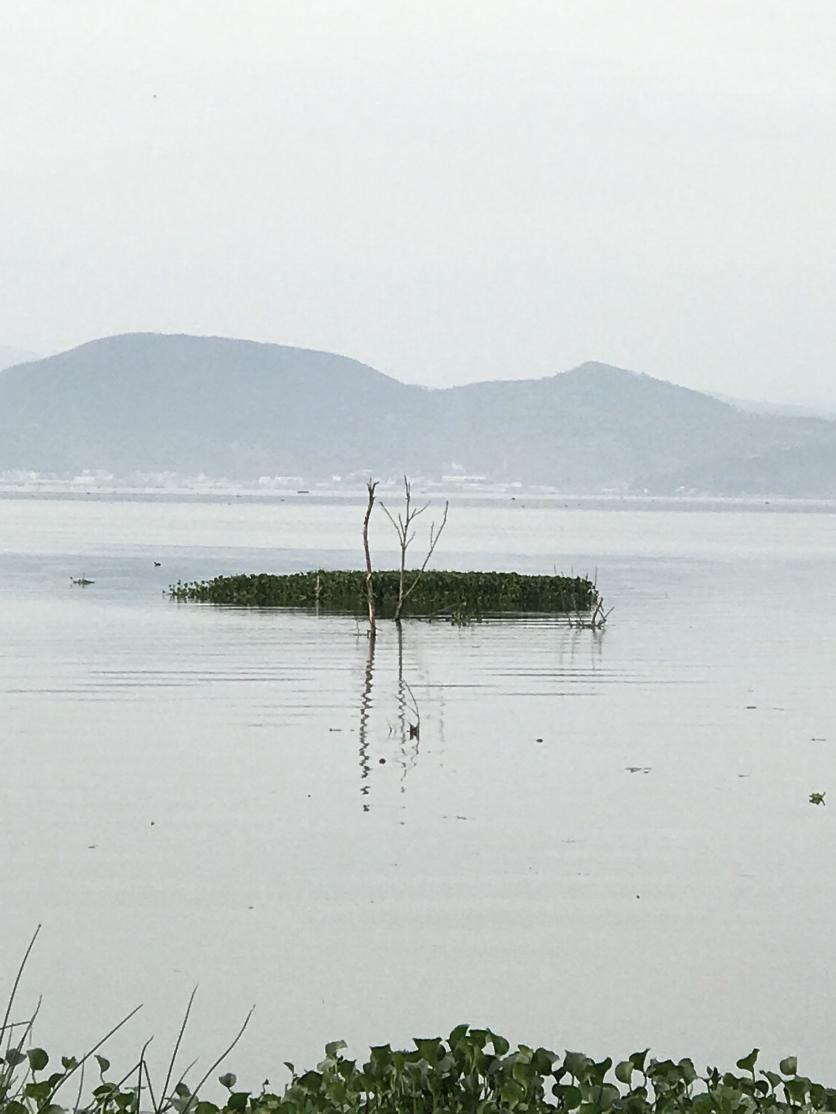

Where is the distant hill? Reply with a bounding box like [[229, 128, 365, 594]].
[[0, 345, 40, 371], [712, 390, 836, 420], [1, 333, 835, 496]]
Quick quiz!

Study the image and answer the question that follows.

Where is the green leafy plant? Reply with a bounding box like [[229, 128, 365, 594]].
[[8, 939, 827, 1114], [169, 569, 597, 620], [11, 1028, 836, 1114], [1, 1023, 830, 1114]]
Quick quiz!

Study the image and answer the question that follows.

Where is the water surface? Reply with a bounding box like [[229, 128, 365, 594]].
[[2, 493, 835, 1084]]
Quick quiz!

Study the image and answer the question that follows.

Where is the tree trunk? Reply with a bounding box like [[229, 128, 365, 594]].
[[363, 479, 378, 638]]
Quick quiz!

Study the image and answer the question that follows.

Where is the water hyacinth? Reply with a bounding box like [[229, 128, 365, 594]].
[[0, 1026, 830, 1114], [169, 570, 598, 619]]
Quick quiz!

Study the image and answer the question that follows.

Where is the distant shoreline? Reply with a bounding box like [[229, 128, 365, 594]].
[[1, 480, 835, 514]]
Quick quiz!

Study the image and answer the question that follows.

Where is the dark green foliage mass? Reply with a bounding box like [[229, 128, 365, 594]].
[[169, 570, 597, 617], [1, 1028, 831, 1114]]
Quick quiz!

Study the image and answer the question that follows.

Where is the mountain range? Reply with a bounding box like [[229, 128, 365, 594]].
[[0, 345, 40, 371], [1, 332, 835, 496]]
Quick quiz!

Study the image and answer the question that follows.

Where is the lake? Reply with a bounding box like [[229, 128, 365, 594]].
[[2, 490, 836, 1088]]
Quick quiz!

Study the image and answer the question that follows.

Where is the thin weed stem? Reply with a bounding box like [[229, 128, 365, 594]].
[[158, 986, 198, 1112], [1, 925, 41, 1046]]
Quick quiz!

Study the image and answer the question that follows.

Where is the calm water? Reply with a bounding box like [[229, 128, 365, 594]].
[[2, 492, 836, 1084]]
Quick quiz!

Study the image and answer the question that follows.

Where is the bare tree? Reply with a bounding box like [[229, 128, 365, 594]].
[[362, 478, 378, 638], [380, 475, 449, 623]]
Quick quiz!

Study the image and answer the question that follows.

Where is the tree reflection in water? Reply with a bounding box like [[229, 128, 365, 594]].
[[357, 630, 375, 812], [357, 622, 432, 812]]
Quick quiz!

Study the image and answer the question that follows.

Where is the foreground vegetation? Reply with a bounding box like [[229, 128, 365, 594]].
[[0, 1024, 830, 1114], [169, 570, 597, 618]]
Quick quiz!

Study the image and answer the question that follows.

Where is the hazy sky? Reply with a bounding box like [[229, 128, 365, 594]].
[[3, 1, 836, 403]]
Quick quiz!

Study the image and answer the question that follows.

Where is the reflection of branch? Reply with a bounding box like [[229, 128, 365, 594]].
[[396, 620, 406, 746], [402, 680, 420, 736], [395, 623, 420, 793], [358, 633, 376, 812]]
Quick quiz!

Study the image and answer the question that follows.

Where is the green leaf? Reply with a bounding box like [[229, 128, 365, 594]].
[[780, 1056, 798, 1077], [324, 1041, 346, 1059], [678, 1058, 697, 1085], [499, 1079, 525, 1107], [414, 1038, 441, 1063], [736, 1049, 759, 1075], [592, 1057, 613, 1082], [533, 1047, 556, 1074], [785, 1077, 808, 1104], [28, 1048, 49, 1073], [227, 1093, 250, 1111], [564, 1052, 589, 1080], [219, 1074, 237, 1091], [195, 1103, 219, 1114], [553, 1083, 582, 1109], [4, 1049, 26, 1067], [810, 1082, 827, 1104], [490, 1031, 510, 1057], [174, 1082, 192, 1098], [598, 1083, 620, 1110], [615, 1061, 633, 1085], [96, 1054, 111, 1075], [449, 1024, 470, 1047], [512, 1059, 534, 1086], [24, 1080, 52, 1102], [692, 1095, 715, 1114], [296, 1071, 322, 1092], [629, 1050, 649, 1073]]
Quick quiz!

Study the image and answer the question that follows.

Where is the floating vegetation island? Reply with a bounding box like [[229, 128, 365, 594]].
[[169, 569, 598, 618]]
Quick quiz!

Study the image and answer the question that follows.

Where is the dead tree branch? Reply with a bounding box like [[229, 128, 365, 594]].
[[569, 594, 614, 630], [380, 475, 448, 621], [380, 475, 431, 622], [402, 500, 448, 608], [362, 478, 378, 638]]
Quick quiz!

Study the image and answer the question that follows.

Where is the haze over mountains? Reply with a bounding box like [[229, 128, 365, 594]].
[[2, 333, 835, 497], [0, 345, 40, 371]]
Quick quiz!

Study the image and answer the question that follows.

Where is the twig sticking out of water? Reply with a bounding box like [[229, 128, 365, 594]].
[[569, 594, 614, 630]]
